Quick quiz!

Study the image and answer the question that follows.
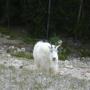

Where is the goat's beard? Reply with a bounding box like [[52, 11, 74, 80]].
[[49, 62, 59, 74]]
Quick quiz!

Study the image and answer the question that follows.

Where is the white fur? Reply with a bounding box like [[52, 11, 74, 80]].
[[33, 41, 61, 73]]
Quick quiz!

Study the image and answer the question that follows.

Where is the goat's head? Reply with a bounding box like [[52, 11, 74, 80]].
[[49, 40, 62, 62]]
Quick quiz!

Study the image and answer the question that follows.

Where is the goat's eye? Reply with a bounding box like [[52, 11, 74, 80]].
[[52, 57, 56, 61]]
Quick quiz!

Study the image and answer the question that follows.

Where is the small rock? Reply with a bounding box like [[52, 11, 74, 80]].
[[19, 65, 23, 69], [65, 60, 73, 68], [85, 73, 90, 79], [21, 47, 26, 52]]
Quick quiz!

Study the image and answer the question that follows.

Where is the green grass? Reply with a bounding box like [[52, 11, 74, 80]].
[[0, 26, 26, 40], [11, 52, 33, 59], [7, 44, 33, 59], [49, 35, 61, 45], [0, 26, 36, 44], [0, 26, 90, 60], [58, 40, 90, 60], [58, 46, 71, 60], [78, 48, 90, 57], [0, 27, 16, 39], [22, 36, 36, 44]]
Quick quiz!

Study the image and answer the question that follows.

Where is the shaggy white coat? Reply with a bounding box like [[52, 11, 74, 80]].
[[33, 41, 61, 73]]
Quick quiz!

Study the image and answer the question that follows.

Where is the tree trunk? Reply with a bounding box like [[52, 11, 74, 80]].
[[74, 0, 83, 40], [46, 0, 51, 39], [7, 0, 10, 30], [77, 0, 83, 25]]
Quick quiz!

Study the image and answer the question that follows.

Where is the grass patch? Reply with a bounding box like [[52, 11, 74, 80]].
[[0, 64, 6, 70], [11, 52, 33, 59], [49, 35, 61, 44], [58, 46, 71, 60], [78, 48, 90, 57], [0, 27, 17, 39], [49, 35, 71, 60], [0, 27, 10, 35], [22, 36, 36, 44], [0, 26, 26, 40], [59, 42, 90, 60]]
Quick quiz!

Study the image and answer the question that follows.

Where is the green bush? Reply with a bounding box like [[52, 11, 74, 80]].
[[49, 35, 71, 60], [79, 48, 90, 57], [58, 42, 72, 60], [23, 37, 33, 44], [22, 36, 37, 44], [49, 35, 60, 45], [59, 48, 70, 60]]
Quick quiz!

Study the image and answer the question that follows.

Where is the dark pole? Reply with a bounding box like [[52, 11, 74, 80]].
[[77, 0, 83, 25], [46, 0, 51, 39], [7, 0, 10, 30], [74, 0, 83, 40]]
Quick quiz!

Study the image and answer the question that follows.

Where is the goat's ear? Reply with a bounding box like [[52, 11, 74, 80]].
[[48, 45, 51, 49]]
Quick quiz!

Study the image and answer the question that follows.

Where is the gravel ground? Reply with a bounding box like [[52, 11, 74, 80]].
[[0, 35, 90, 90], [0, 52, 90, 90]]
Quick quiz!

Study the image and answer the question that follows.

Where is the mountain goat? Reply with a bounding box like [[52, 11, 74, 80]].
[[33, 40, 62, 74]]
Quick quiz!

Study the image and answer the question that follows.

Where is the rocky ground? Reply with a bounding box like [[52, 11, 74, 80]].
[[0, 34, 90, 90]]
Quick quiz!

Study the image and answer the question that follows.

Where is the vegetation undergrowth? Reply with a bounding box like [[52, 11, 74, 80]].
[[22, 36, 37, 44], [49, 36, 71, 60], [49, 35, 90, 60], [0, 26, 27, 39], [11, 52, 33, 59], [0, 27, 90, 60], [77, 47, 90, 58]]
